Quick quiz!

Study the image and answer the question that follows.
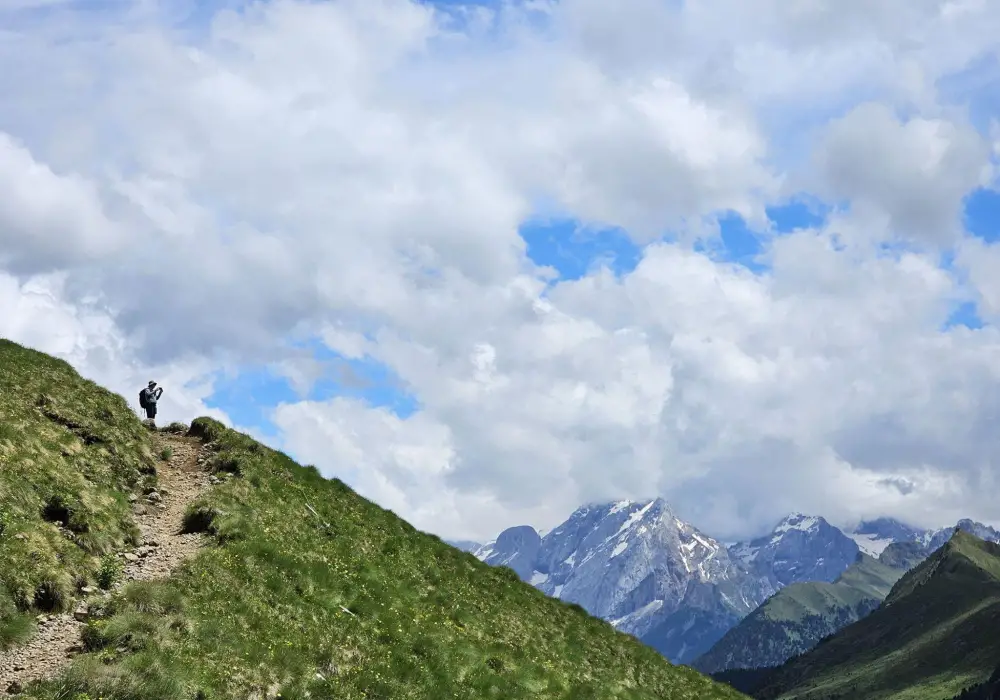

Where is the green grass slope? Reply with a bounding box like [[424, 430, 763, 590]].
[[752, 531, 1000, 700], [947, 663, 1000, 700], [2, 339, 748, 700], [0, 339, 157, 649], [692, 554, 905, 674]]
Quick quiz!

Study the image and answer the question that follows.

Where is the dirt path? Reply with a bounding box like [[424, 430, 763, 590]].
[[0, 431, 212, 696]]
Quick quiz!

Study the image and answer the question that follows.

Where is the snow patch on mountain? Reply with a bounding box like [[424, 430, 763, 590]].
[[844, 517, 925, 557], [848, 532, 894, 557], [530, 571, 549, 586], [610, 599, 665, 638], [773, 513, 819, 537]]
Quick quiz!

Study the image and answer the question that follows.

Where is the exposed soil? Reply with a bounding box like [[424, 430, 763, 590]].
[[0, 431, 211, 696]]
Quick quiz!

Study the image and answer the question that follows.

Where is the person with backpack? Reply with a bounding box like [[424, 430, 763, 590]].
[[139, 381, 163, 424]]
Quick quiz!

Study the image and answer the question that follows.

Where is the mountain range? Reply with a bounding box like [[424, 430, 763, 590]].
[[694, 523, 1000, 674], [692, 547, 913, 673], [469, 500, 1000, 666], [749, 530, 1000, 700]]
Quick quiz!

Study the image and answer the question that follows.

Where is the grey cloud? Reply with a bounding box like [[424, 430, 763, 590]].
[[813, 103, 992, 246], [0, 133, 125, 275], [878, 477, 916, 496]]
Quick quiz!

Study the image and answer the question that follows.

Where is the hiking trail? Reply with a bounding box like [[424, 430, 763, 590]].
[[0, 430, 212, 696]]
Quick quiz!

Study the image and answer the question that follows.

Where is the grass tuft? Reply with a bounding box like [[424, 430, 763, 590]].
[[0, 597, 36, 650], [97, 553, 125, 590]]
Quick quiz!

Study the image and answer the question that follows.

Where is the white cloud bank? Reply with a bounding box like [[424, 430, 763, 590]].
[[2, 0, 1000, 541]]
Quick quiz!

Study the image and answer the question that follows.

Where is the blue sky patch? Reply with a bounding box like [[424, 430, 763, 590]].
[[943, 301, 984, 331], [520, 217, 642, 281], [692, 201, 832, 274], [937, 53, 1000, 134], [963, 187, 1000, 243], [204, 338, 419, 436], [693, 212, 766, 274], [766, 197, 832, 232], [203, 366, 298, 439], [308, 344, 420, 419]]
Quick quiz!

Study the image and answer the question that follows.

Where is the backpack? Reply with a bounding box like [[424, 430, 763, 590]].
[[139, 389, 148, 409]]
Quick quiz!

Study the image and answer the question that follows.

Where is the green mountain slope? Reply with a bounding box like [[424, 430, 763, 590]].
[[751, 530, 1000, 700], [948, 663, 1000, 700], [692, 553, 906, 674], [0, 339, 156, 649], [0, 338, 747, 699]]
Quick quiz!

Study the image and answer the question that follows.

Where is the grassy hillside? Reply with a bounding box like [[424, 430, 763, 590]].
[[948, 663, 1000, 700], [752, 531, 1000, 700], [692, 554, 905, 674], [1, 338, 748, 699], [0, 339, 156, 649]]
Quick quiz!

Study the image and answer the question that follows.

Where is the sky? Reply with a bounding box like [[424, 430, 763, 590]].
[[2, 0, 1000, 544]]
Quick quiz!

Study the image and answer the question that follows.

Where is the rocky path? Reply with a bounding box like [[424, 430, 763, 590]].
[[0, 431, 211, 696]]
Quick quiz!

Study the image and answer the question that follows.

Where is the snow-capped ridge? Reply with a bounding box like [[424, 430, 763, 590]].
[[471, 502, 1000, 667]]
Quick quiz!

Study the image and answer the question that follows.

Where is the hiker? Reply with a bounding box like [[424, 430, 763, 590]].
[[139, 381, 163, 424]]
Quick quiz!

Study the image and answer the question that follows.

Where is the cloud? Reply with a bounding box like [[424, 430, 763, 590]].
[[0, 133, 125, 275], [1, 0, 1000, 542], [813, 103, 993, 245]]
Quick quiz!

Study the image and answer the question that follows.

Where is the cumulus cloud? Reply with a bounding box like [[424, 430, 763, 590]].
[[0, 133, 125, 275], [1, 0, 1000, 541], [813, 103, 993, 245]]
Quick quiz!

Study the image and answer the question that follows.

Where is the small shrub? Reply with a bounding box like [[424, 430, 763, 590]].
[[187, 417, 226, 442], [181, 505, 218, 535], [118, 581, 185, 616], [61, 654, 188, 700], [159, 447, 173, 461], [96, 554, 124, 590], [84, 609, 178, 653], [486, 656, 506, 673], [211, 454, 245, 476], [34, 577, 70, 612]]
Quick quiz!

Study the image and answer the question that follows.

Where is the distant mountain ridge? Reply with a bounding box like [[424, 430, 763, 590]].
[[751, 530, 1000, 700], [472, 504, 1000, 665], [696, 519, 1000, 674], [728, 512, 861, 587], [692, 550, 909, 673]]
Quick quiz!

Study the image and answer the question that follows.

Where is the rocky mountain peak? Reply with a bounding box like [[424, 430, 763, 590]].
[[729, 513, 859, 586]]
